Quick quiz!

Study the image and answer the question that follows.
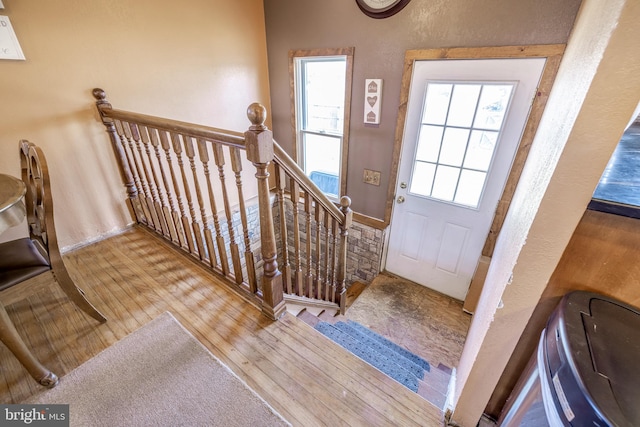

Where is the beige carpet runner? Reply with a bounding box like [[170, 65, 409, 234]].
[[27, 312, 290, 426]]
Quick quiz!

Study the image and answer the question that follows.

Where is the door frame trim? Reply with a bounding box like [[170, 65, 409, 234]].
[[385, 45, 565, 260]]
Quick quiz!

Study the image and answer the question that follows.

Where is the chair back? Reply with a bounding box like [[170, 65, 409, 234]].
[[19, 140, 57, 259]]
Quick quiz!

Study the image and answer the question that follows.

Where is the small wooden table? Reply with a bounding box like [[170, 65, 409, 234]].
[[0, 173, 26, 234], [0, 173, 59, 387]]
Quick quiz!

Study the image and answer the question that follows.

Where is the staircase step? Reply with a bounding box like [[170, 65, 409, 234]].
[[296, 309, 321, 327], [346, 320, 431, 372], [315, 322, 422, 392], [304, 306, 326, 316], [417, 378, 448, 409], [285, 303, 307, 317], [332, 321, 426, 379], [317, 308, 339, 322]]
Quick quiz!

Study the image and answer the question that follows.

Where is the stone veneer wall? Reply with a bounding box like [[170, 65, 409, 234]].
[[345, 221, 385, 285], [207, 195, 386, 294], [205, 199, 264, 291], [271, 197, 385, 289]]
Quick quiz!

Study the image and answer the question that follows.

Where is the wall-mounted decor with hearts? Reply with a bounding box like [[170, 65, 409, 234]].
[[364, 79, 382, 125]]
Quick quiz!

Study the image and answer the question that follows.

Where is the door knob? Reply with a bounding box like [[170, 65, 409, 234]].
[[397, 196, 405, 204]]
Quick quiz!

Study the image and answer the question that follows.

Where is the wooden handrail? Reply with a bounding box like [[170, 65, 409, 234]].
[[272, 143, 345, 223], [94, 90, 246, 149]]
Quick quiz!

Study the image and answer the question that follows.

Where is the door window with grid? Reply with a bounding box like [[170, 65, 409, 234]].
[[409, 82, 515, 208]]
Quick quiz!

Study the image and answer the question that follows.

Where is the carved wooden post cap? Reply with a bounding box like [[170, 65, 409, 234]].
[[340, 196, 352, 210], [92, 88, 107, 101], [247, 103, 267, 131]]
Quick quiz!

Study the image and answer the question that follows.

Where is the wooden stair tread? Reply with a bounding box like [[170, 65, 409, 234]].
[[296, 309, 321, 327]]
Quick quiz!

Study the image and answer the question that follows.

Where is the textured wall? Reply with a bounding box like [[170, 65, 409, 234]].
[[263, 0, 581, 220], [0, 0, 270, 249], [452, 0, 640, 424]]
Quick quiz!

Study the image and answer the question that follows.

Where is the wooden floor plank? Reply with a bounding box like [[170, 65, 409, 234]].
[[0, 228, 445, 426], [100, 233, 325, 427], [26, 292, 81, 372]]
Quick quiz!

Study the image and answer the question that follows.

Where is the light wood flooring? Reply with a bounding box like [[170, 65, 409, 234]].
[[0, 227, 445, 426]]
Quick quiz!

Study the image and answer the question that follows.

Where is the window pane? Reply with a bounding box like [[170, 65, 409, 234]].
[[422, 83, 452, 125], [303, 59, 346, 134], [455, 170, 487, 207], [431, 165, 460, 201], [410, 161, 436, 196], [411, 81, 515, 208], [303, 133, 341, 196], [463, 130, 498, 171], [447, 84, 481, 128], [473, 84, 514, 130], [439, 127, 470, 167], [416, 125, 444, 163]]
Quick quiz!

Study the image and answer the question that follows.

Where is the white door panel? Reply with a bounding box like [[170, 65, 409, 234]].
[[386, 58, 546, 300]]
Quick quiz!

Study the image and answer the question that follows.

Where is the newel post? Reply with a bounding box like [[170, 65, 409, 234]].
[[244, 103, 286, 320], [336, 196, 353, 314], [92, 88, 143, 222]]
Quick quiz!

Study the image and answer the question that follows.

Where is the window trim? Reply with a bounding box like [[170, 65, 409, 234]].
[[289, 47, 354, 199]]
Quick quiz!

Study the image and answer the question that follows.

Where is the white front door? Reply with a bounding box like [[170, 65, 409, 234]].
[[386, 58, 545, 300]]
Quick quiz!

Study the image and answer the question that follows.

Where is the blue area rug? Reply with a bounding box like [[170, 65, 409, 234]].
[[314, 320, 430, 393]]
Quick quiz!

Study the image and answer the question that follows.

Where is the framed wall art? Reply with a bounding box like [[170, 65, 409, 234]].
[[364, 79, 382, 124], [0, 16, 26, 60]]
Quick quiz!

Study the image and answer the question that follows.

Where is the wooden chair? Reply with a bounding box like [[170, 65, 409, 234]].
[[0, 140, 106, 387]]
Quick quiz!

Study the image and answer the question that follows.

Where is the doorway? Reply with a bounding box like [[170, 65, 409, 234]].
[[386, 57, 546, 300]]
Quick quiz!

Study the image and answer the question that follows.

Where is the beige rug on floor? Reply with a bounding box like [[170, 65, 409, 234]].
[[27, 312, 290, 427]]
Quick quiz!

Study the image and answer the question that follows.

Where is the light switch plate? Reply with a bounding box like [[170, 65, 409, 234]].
[[363, 169, 381, 186]]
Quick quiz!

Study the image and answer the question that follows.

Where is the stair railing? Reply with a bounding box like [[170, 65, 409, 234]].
[[93, 89, 352, 317], [271, 144, 352, 313]]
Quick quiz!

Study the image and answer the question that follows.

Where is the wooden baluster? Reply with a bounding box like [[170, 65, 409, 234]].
[[138, 125, 170, 238], [93, 88, 144, 222], [304, 192, 313, 299], [324, 215, 332, 302], [274, 163, 291, 294], [331, 217, 339, 302], [336, 196, 353, 314], [149, 128, 179, 244], [183, 135, 207, 260], [244, 103, 285, 320], [196, 139, 223, 271], [290, 179, 304, 296], [120, 121, 155, 227], [159, 130, 188, 248], [213, 144, 242, 284], [230, 147, 257, 292], [129, 123, 162, 233], [314, 203, 323, 300], [114, 119, 150, 225], [171, 133, 198, 255]]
